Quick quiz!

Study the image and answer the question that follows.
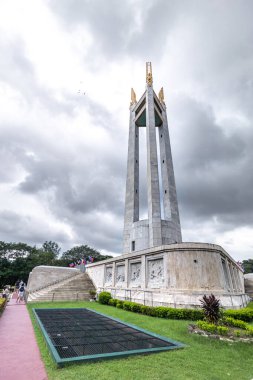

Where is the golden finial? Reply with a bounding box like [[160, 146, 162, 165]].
[[159, 87, 164, 103], [146, 62, 153, 86], [130, 88, 137, 106]]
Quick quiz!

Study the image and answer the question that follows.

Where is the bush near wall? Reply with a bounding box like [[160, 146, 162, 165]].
[[98, 291, 112, 305], [99, 293, 253, 322], [101, 296, 204, 320], [223, 308, 253, 322], [0, 298, 7, 313]]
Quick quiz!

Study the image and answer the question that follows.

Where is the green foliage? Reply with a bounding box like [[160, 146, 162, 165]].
[[108, 298, 118, 307], [166, 308, 204, 320], [27, 301, 253, 380], [0, 240, 111, 287], [196, 321, 228, 335], [245, 326, 253, 336], [217, 326, 229, 335], [61, 245, 112, 264], [200, 294, 222, 324], [224, 308, 253, 322], [89, 290, 96, 297], [155, 306, 170, 318], [0, 297, 7, 312], [0, 241, 33, 260], [105, 298, 205, 320], [41, 241, 61, 258], [98, 291, 112, 305], [224, 317, 248, 329], [131, 302, 143, 313], [196, 320, 217, 333], [242, 259, 253, 274], [116, 300, 124, 308], [122, 301, 133, 311], [234, 330, 241, 337]]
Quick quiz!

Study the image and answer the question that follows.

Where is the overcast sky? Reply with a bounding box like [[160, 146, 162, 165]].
[[0, 0, 252, 261]]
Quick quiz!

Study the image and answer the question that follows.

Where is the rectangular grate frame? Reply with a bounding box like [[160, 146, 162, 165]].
[[33, 308, 184, 365]]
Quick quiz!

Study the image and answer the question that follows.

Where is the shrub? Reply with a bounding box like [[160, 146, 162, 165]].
[[167, 308, 185, 320], [155, 306, 169, 318], [224, 309, 253, 322], [89, 290, 96, 298], [98, 291, 112, 305], [234, 330, 241, 337], [245, 326, 253, 336], [116, 300, 124, 308], [0, 298, 6, 312], [224, 317, 248, 330], [108, 298, 118, 307], [140, 305, 148, 315], [104, 297, 205, 320], [196, 320, 217, 334], [200, 294, 221, 324], [217, 326, 229, 335], [123, 301, 133, 311], [130, 302, 142, 313], [146, 306, 158, 317]]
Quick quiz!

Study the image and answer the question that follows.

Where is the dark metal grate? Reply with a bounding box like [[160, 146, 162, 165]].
[[34, 308, 184, 364]]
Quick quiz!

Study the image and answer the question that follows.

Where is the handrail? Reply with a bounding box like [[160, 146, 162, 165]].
[[28, 271, 82, 294]]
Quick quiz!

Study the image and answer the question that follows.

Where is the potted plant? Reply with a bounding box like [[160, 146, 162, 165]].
[[89, 289, 97, 301]]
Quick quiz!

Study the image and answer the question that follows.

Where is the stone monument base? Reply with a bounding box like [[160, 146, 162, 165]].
[[86, 243, 250, 309]]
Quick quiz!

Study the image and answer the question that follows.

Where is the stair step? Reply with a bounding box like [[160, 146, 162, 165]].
[[28, 270, 96, 303]]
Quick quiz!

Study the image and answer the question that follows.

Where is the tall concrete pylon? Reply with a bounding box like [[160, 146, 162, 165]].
[[123, 62, 182, 253]]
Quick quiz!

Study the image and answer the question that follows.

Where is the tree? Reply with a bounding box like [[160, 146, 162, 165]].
[[41, 241, 61, 259], [0, 240, 112, 287], [61, 245, 112, 264], [242, 259, 253, 274], [0, 241, 33, 260]]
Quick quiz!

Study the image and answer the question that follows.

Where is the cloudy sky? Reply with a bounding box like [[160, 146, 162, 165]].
[[0, 0, 253, 261]]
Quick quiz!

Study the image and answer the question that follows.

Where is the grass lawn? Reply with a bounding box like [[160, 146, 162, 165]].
[[27, 301, 253, 380]]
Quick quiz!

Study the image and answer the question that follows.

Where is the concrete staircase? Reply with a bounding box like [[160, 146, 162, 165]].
[[27, 272, 96, 302]]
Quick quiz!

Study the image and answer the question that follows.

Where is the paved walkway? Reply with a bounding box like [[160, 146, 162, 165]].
[[0, 294, 48, 380]]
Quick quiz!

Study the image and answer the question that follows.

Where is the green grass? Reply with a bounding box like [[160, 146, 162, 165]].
[[27, 301, 253, 380]]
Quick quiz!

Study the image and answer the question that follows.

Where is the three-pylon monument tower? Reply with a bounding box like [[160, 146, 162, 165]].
[[123, 63, 182, 253]]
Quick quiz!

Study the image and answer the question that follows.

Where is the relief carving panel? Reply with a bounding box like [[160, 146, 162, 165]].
[[147, 258, 164, 287], [129, 262, 141, 286], [105, 266, 113, 285], [116, 265, 125, 284]]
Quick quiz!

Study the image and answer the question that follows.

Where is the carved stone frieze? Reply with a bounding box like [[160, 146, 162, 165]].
[[105, 266, 113, 285], [147, 258, 164, 287], [116, 265, 125, 284], [129, 262, 141, 286]]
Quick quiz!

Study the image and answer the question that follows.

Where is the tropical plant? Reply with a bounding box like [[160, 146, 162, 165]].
[[200, 294, 222, 324]]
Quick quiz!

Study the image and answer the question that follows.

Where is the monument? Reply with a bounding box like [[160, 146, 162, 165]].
[[86, 63, 249, 309], [27, 63, 250, 308], [123, 62, 181, 253]]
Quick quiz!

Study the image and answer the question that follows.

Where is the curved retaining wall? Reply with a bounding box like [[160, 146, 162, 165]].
[[86, 243, 249, 309]]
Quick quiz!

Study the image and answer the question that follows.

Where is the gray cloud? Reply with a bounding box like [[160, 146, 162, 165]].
[[170, 96, 253, 231], [0, 0, 253, 260], [0, 210, 70, 245]]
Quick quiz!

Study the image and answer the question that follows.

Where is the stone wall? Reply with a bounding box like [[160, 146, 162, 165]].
[[27, 265, 80, 292], [86, 243, 249, 309], [244, 273, 253, 298]]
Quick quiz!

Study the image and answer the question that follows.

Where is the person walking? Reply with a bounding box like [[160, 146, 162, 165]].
[[16, 281, 26, 303], [15, 279, 20, 293]]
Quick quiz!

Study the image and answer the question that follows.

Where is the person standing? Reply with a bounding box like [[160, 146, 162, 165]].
[[16, 281, 25, 303]]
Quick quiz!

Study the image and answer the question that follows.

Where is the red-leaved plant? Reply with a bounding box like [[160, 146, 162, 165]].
[[200, 294, 222, 325]]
